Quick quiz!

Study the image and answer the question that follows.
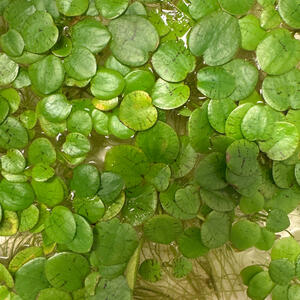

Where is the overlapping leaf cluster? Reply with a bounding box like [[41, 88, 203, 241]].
[[0, 0, 299, 299]]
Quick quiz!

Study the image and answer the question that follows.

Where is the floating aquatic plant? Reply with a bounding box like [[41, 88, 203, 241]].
[[0, 0, 299, 299]]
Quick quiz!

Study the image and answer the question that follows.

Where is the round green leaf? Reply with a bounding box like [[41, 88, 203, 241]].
[[98, 171, 124, 205], [28, 55, 64, 95], [239, 192, 264, 214], [93, 97, 119, 112], [259, 121, 299, 161], [70, 164, 100, 197], [201, 211, 231, 249], [125, 1, 147, 16], [65, 214, 93, 253], [241, 265, 264, 286], [0, 53, 19, 86], [238, 15, 266, 51], [278, 0, 300, 29], [19, 204, 40, 232], [0, 263, 14, 288], [151, 40, 195, 82], [101, 192, 125, 221], [9, 51, 45, 65], [288, 285, 300, 300], [105, 145, 149, 188], [200, 188, 237, 212], [37, 288, 71, 300], [1, 172, 28, 183], [260, 6, 282, 30], [188, 11, 240, 66], [22, 11, 58, 53], [265, 186, 300, 214], [108, 113, 134, 139], [92, 109, 109, 135], [230, 220, 261, 251], [0, 117, 28, 149], [188, 0, 219, 20], [124, 70, 155, 95], [8, 247, 43, 273], [28, 138, 56, 165], [122, 183, 157, 226], [0, 29, 24, 57], [90, 276, 132, 300], [119, 91, 157, 131], [0, 87, 20, 113], [262, 68, 300, 111], [20, 110, 37, 129], [56, 0, 89, 16], [38, 115, 66, 138], [71, 18, 111, 53], [272, 285, 289, 300], [62, 132, 90, 158], [144, 163, 171, 192], [0, 210, 18, 236], [0, 180, 34, 211], [32, 163, 55, 182], [222, 59, 258, 101], [196, 66, 235, 99], [91, 68, 125, 100], [219, 0, 255, 15], [1, 149, 25, 174], [136, 121, 179, 164], [93, 218, 138, 265], [73, 195, 105, 224], [177, 227, 209, 258], [45, 206, 76, 244], [64, 47, 97, 80], [95, 0, 129, 19], [170, 135, 197, 178], [52, 36, 72, 57], [247, 271, 275, 300], [226, 139, 259, 176], [160, 184, 200, 220], [208, 98, 236, 133], [138, 259, 161, 282], [108, 15, 159, 67], [195, 152, 227, 190], [15, 258, 50, 300], [40, 94, 72, 122], [269, 259, 295, 285], [255, 227, 275, 251], [225, 103, 254, 140], [143, 214, 183, 244], [241, 104, 277, 142], [211, 135, 235, 153], [151, 79, 190, 110], [45, 252, 89, 291], [266, 209, 290, 233], [3, 0, 36, 31], [273, 161, 295, 188], [271, 237, 300, 262], [30, 204, 50, 234], [256, 29, 300, 75], [188, 101, 214, 153], [104, 55, 131, 76], [67, 110, 92, 136]]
